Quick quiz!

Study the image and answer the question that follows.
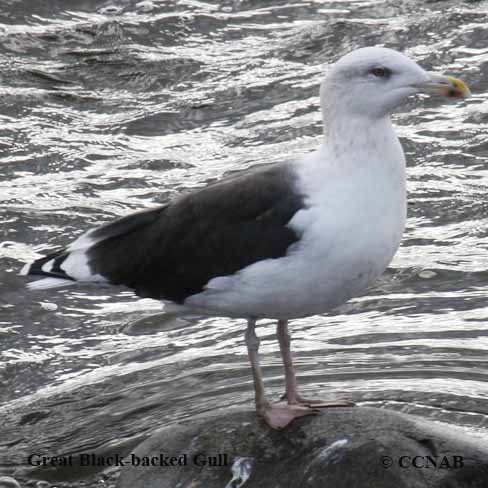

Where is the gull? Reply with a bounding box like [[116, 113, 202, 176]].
[[21, 47, 470, 429]]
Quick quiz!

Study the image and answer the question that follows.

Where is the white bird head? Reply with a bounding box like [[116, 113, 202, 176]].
[[321, 46, 470, 121]]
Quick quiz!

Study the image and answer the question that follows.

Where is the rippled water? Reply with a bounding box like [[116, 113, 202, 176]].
[[1, 0, 488, 485]]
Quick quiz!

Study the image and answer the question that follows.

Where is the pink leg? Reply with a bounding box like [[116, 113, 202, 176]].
[[245, 319, 317, 429], [276, 319, 355, 407]]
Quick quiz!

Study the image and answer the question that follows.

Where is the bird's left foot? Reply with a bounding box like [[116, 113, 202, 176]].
[[281, 393, 355, 408]]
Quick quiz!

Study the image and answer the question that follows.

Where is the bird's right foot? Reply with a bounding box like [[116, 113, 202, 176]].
[[258, 402, 318, 429]]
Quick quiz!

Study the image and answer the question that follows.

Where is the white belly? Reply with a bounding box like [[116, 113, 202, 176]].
[[186, 212, 405, 319]]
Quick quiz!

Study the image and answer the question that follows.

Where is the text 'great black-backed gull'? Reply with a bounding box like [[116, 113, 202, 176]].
[[21, 47, 470, 429]]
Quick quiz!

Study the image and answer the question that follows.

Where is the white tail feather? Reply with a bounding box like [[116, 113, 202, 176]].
[[27, 278, 76, 290]]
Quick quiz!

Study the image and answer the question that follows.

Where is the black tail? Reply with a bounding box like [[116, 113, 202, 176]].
[[23, 249, 75, 281]]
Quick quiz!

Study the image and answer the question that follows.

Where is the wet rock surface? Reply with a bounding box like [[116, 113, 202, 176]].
[[116, 407, 488, 488]]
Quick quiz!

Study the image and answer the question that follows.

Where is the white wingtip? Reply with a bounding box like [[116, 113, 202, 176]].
[[19, 262, 31, 276], [27, 278, 76, 291]]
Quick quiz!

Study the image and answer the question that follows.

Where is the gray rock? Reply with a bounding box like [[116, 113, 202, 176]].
[[116, 407, 488, 488]]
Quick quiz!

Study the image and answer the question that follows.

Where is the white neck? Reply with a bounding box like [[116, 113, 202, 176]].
[[296, 104, 406, 207], [323, 108, 397, 159]]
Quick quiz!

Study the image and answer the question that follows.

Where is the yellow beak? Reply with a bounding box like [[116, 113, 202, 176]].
[[412, 73, 471, 99]]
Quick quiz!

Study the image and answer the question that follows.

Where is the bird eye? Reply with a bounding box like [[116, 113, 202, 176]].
[[371, 66, 390, 78]]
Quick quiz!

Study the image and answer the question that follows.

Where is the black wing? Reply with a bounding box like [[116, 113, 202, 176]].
[[71, 163, 305, 302]]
